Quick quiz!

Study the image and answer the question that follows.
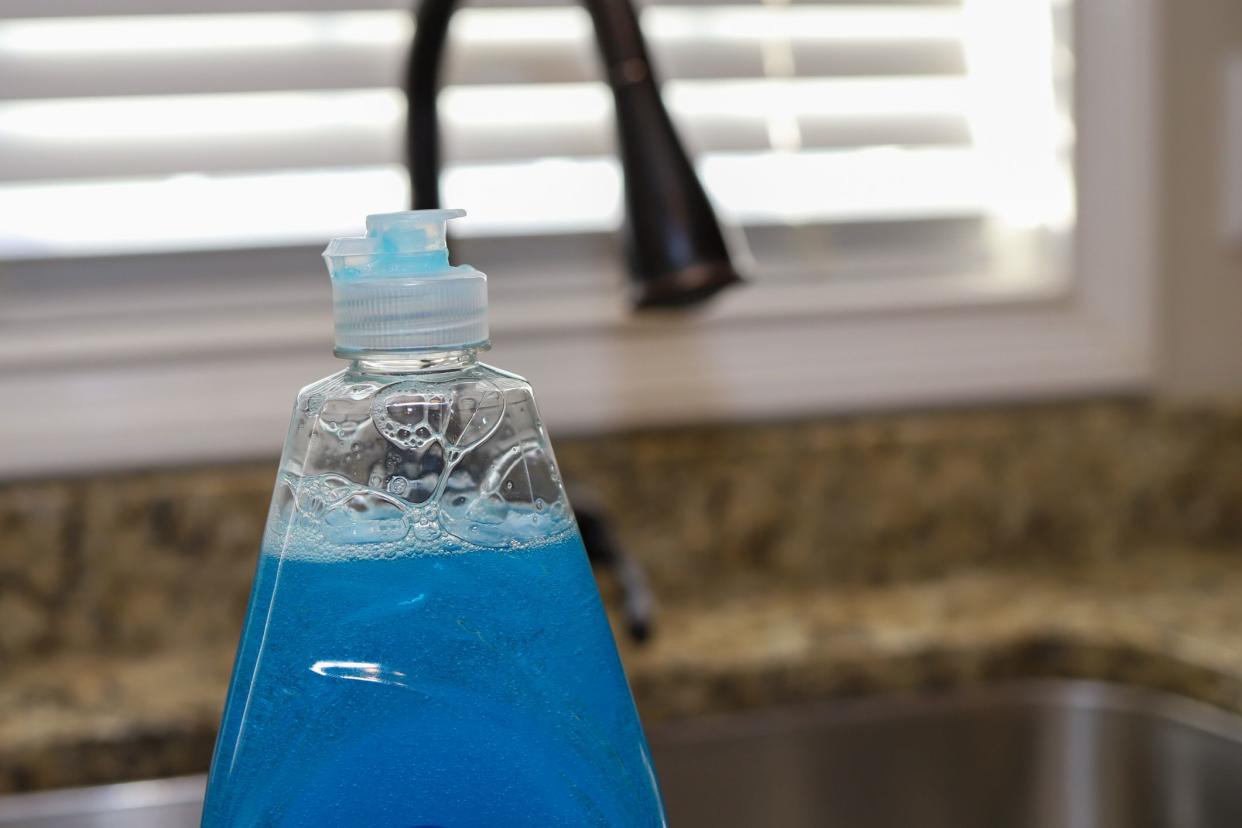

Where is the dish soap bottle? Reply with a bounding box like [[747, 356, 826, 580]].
[[202, 210, 666, 827]]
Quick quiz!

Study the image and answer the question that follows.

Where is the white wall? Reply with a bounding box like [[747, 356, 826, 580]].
[[1159, 0, 1242, 397]]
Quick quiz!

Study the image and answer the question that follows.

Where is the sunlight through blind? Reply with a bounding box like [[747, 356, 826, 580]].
[[0, 0, 1073, 268]]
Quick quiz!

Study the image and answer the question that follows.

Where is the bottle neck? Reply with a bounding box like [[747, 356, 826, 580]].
[[348, 347, 480, 375]]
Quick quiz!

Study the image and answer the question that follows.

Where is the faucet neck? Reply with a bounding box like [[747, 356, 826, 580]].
[[405, 0, 742, 309]]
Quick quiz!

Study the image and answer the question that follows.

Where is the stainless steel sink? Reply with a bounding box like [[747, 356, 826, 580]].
[[3, 681, 1241, 827], [654, 680, 1242, 828]]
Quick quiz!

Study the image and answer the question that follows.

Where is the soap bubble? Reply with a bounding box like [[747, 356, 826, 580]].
[[293, 473, 354, 520], [371, 383, 450, 452], [412, 515, 442, 541], [287, 474, 413, 547], [322, 490, 410, 545]]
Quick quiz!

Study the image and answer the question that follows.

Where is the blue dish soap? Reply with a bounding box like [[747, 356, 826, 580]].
[[201, 210, 666, 827]]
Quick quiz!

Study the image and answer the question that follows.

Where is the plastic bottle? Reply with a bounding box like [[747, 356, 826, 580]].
[[201, 210, 666, 827]]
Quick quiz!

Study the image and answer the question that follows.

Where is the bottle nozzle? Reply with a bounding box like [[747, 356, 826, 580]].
[[364, 208, 465, 256], [323, 209, 487, 355]]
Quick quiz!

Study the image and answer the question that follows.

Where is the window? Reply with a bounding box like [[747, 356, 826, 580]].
[[0, 0, 1155, 477]]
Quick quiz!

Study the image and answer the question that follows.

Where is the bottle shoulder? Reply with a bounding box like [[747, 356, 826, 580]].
[[291, 362, 533, 407], [274, 359, 565, 554], [474, 360, 528, 385], [293, 369, 348, 404]]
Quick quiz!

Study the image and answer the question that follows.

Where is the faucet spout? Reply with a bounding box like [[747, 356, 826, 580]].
[[406, 0, 744, 309]]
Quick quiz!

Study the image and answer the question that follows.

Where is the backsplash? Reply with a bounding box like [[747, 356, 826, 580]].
[[5, 400, 1242, 664]]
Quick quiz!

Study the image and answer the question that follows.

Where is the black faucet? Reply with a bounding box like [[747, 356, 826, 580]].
[[405, 0, 739, 640], [405, 0, 744, 309]]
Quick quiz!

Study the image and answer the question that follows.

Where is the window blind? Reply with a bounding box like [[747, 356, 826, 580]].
[[0, 0, 1072, 269], [0, 0, 1077, 419]]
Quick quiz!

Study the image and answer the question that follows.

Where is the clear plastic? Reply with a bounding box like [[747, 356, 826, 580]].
[[325, 209, 489, 354], [202, 350, 666, 826]]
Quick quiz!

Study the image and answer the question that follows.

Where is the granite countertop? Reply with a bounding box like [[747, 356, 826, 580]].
[[4, 401, 1242, 793], [4, 546, 1242, 793]]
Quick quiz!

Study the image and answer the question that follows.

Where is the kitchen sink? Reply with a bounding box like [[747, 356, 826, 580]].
[[3, 681, 1241, 827], [654, 680, 1242, 828]]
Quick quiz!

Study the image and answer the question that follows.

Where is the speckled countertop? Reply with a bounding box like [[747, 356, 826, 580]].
[[5, 548, 1242, 793], [4, 401, 1242, 793]]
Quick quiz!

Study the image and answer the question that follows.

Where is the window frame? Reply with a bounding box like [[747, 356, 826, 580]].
[[0, 0, 1156, 478]]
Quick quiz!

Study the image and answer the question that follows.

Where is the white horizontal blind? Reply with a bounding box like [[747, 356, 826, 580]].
[[0, 1, 1072, 266], [0, 0, 1102, 478]]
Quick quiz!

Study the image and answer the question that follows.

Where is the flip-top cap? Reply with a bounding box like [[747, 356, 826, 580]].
[[323, 209, 488, 354]]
